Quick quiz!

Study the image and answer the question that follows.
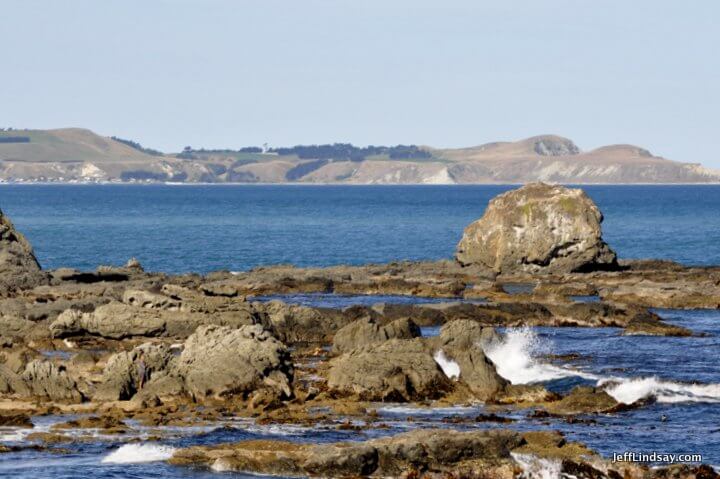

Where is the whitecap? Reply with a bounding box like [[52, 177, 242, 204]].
[[601, 376, 720, 404], [101, 443, 177, 464]]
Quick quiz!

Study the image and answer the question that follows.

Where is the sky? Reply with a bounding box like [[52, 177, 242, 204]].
[[1, 0, 719, 167]]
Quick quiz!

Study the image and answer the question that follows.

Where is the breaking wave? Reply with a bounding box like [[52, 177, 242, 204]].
[[485, 328, 597, 384], [485, 328, 720, 405], [101, 443, 177, 464], [601, 376, 720, 404], [434, 350, 460, 379]]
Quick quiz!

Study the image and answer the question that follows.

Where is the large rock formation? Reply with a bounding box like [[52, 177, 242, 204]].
[[456, 183, 618, 274], [175, 324, 293, 400], [327, 338, 453, 401], [93, 325, 294, 402], [0, 208, 44, 293]]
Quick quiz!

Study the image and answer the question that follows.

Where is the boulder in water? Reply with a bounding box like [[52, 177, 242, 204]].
[[456, 183, 618, 274], [169, 428, 523, 477]]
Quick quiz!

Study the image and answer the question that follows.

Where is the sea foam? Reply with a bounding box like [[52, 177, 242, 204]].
[[101, 443, 177, 464], [484, 328, 596, 384], [601, 376, 720, 404], [485, 327, 720, 405], [434, 350, 460, 379], [512, 453, 563, 479]]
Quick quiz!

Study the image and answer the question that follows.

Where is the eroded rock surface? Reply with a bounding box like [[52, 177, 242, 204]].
[[0, 208, 45, 294], [327, 338, 452, 401], [456, 183, 618, 274], [176, 324, 293, 400]]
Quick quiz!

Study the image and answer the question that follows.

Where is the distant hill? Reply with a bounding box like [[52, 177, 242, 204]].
[[1, 128, 718, 184]]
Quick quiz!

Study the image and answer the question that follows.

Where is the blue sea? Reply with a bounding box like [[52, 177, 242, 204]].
[[0, 184, 719, 477], [0, 184, 719, 273]]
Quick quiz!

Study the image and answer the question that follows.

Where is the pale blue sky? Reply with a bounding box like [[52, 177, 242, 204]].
[[1, 0, 719, 167]]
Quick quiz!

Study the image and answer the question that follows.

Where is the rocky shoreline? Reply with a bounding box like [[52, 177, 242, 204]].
[[1, 183, 718, 478]]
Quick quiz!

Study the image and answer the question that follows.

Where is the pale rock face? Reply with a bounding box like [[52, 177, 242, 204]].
[[456, 183, 618, 274]]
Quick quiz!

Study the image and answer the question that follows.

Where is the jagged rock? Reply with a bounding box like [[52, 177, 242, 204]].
[[327, 338, 452, 401], [125, 257, 143, 272], [175, 324, 293, 400], [0, 366, 29, 396], [434, 321, 507, 400], [94, 343, 176, 401], [0, 209, 45, 293], [0, 346, 38, 374], [332, 317, 420, 354], [50, 303, 166, 339], [20, 360, 83, 402], [169, 428, 524, 477], [456, 183, 618, 274]]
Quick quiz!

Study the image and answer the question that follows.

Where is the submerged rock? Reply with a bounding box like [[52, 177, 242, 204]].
[[544, 386, 620, 415], [0, 411, 33, 427], [623, 314, 692, 337], [456, 183, 618, 274]]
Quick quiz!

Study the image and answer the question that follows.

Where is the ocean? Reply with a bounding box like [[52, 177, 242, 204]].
[[0, 184, 719, 477], [1, 184, 719, 273]]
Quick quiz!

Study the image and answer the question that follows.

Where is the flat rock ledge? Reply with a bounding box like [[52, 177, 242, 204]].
[[168, 428, 716, 479]]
